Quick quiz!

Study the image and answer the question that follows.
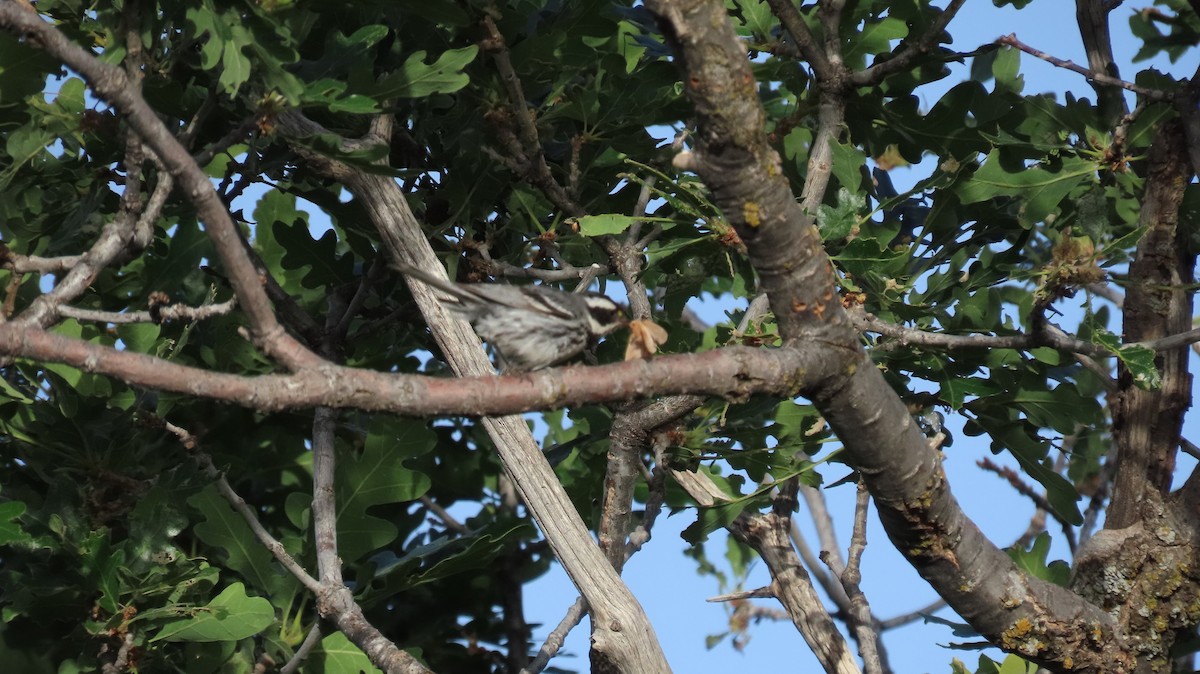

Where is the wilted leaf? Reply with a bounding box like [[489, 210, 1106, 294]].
[[625, 318, 669, 360]]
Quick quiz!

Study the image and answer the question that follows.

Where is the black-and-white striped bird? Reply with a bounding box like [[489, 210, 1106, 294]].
[[396, 264, 626, 371]]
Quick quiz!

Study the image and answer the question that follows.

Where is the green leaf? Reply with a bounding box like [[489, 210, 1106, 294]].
[[335, 419, 433, 562], [310, 631, 383, 674], [573, 214, 673, 237], [366, 522, 531, 593], [151, 583, 274, 643], [817, 187, 865, 241], [992, 46, 1023, 93], [828, 140, 865, 193], [1116, 344, 1162, 390], [997, 654, 1038, 674], [0, 499, 31, 546], [1089, 326, 1162, 390], [188, 487, 288, 594], [218, 40, 251, 96], [370, 47, 479, 99], [116, 323, 162, 354], [844, 17, 908, 64], [957, 151, 1097, 226], [1007, 533, 1070, 586]]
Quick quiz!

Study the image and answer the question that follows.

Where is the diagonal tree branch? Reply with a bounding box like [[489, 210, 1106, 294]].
[[851, 0, 967, 86], [0, 4, 321, 370], [643, 1, 1125, 670], [273, 108, 675, 673]]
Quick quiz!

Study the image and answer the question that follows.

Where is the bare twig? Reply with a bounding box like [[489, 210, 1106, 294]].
[[838, 481, 884, 674], [708, 587, 776, 602], [977, 456, 1077, 552], [852, 0, 968, 86], [58, 296, 236, 325], [996, 34, 1172, 101], [162, 419, 322, 593], [521, 599, 587, 674], [280, 624, 323, 674], [763, 0, 834, 78], [878, 598, 948, 630], [420, 494, 472, 536]]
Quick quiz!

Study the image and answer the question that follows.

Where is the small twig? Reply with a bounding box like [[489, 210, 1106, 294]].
[[763, 0, 834, 79], [878, 598, 949, 630], [625, 433, 671, 555], [977, 456, 1077, 552], [1087, 282, 1124, 307], [852, 0, 968, 86], [479, 13, 583, 217], [805, 482, 846, 576], [623, 176, 657, 246], [279, 623, 323, 674], [520, 599, 587, 674], [708, 587, 776, 602], [420, 494, 472, 535], [0, 249, 82, 274], [193, 115, 261, 169], [789, 518, 851, 615], [855, 308, 1106, 356], [996, 34, 1172, 101], [58, 296, 236, 325], [332, 258, 386, 341], [1181, 438, 1200, 461], [162, 419, 322, 593], [977, 456, 1053, 513], [839, 481, 884, 674], [179, 89, 218, 149]]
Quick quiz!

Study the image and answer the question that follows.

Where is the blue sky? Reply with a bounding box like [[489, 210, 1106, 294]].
[[517, 3, 1200, 673]]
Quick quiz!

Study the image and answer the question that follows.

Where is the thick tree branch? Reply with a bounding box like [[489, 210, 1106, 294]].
[[14, 146, 173, 330], [272, 110, 674, 672], [0, 322, 833, 414], [645, 1, 1126, 670], [310, 407, 430, 674], [676, 468, 862, 674], [1108, 120, 1194, 529]]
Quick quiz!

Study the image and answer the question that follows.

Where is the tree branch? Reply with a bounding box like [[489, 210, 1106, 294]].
[[996, 33, 1171, 102], [851, 0, 967, 86], [160, 418, 322, 594], [0, 5, 321, 369], [272, 108, 676, 671], [837, 482, 885, 674], [645, 2, 1125, 670], [763, 0, 833, 79], [675, 467, 862, 674], [1108, 120, 1194, 529]]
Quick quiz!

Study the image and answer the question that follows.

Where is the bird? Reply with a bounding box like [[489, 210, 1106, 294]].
[[395, 263, 627, 371]]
